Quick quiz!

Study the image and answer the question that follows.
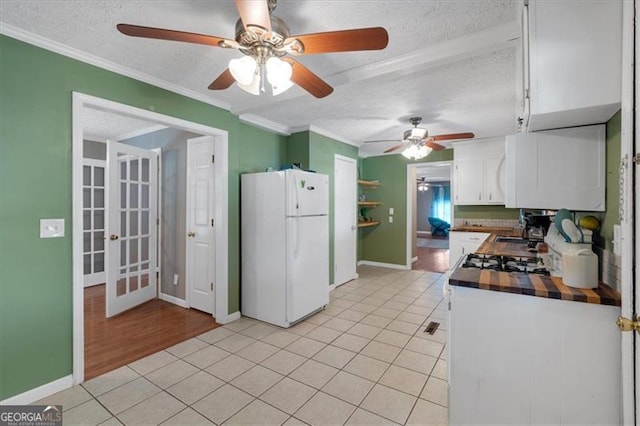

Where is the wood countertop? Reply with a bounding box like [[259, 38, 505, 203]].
[[450, 226, 518, 234], [448, 231, 622, 307]]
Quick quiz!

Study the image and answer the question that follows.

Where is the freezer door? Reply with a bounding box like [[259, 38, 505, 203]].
[[286, 170, 329, 216], [286, 216, 329, 323]]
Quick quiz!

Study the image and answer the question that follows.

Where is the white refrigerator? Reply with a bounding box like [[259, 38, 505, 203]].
[[241, 169, 329, 328]]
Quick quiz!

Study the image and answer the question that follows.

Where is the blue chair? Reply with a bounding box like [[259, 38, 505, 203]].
[[428, 217, 451, 237]]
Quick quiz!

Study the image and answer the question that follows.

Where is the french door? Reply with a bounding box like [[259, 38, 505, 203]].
[[106, 141, 158, 317]]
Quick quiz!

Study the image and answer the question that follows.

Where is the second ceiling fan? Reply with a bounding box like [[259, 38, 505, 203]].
[[117, 0, 389, 98], [365, 117, 475, 159]]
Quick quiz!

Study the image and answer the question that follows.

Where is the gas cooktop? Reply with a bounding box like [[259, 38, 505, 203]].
[[461, 253, 550, 275]]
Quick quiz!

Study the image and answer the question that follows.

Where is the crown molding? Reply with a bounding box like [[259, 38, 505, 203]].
[[289, 125, 359, 148], [238, 113, 290, 136], [0, 23, 231, 112]]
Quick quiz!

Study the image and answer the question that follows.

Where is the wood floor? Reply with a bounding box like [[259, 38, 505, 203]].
[[412, 236, 449, 273], [84, 284, 219, 380]]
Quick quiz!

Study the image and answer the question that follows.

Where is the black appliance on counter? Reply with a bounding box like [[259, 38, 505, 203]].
[[461, 253, 550, 275], [519, 209, 555, 242]]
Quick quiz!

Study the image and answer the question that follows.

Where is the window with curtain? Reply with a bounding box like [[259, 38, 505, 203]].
[[431, 184, 451, 223]]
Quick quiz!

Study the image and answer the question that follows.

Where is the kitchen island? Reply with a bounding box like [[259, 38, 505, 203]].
[[447, 231, 622, 425]]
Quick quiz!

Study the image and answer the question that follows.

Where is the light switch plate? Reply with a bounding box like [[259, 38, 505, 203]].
[[389, 207, 394, 215], [40, 219, 65, 238], [388, 216, 394, 223]]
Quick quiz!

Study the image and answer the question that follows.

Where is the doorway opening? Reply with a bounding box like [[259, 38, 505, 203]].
[[73, 93, 229, 384], [406, 161, 453, 273]]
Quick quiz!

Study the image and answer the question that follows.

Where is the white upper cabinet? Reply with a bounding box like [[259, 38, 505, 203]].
[[521, 0, 622, 131], [505, 124, 605, 211], [454, 138, 505, 206]]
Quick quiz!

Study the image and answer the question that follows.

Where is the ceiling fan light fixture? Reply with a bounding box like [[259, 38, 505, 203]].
[[229, 56, 258, 86], [404, 127, 428, 141], [402, 144, 432, 160], [418, 182, 429, 192], [266, 57, 294, 95]]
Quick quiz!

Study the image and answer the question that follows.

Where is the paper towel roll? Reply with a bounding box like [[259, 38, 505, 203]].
[[562, 249, 598, 289]]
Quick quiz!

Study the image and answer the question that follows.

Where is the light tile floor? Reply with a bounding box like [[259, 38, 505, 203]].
[[36, 266, 449, 425]]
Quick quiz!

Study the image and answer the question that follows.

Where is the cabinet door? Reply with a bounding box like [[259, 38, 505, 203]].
[[528, 0, 621, 130], [454, 160, 484, 205], [506, 125, 605, 211], [485, 157, 505, 204]]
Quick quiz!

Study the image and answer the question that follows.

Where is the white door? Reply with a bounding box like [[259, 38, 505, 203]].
[[106, 142, 158, 317], [286, 215, 329, 323], [83, 159, 106, 287], [334, 155, 357, 286], [186, 136, 216, 314]]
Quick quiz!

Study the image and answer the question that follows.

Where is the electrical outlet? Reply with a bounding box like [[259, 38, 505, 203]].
[[389, 207, 394, 215], [173, 274, 179, 286], [388, 216, 393, 223]]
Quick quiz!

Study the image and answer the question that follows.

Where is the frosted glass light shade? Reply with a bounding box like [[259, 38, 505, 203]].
[[266, 57, 294, 95], [229, 56, 257, 86], [402, 144, 432, 160]]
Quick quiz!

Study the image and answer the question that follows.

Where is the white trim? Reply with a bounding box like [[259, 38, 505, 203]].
[[417, 231, 431, 236], [159, 292, 188, 308], [329, 284, 337, 292], [406, 161, 453, 270], [238, 114, 290, 136], [289, 125, 359, 148], [357, 260, 410, 270], [0, 24, 230, 111], [151, 147, 163, 285], [412, 256, 418, 263], [72, 92, 230, 385], [0, 375, 73, 406], [116, 125, 168, 142], [620, 0, 636, 423], [219, 311, 241, 324]]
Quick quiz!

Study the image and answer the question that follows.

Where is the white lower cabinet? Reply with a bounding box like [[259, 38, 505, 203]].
[[448, 286, 621, 425], [448, 231, 489, 271]]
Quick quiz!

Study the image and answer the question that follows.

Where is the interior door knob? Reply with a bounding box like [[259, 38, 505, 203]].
[[109, 234, 119, 241], [187, 231, 196, 237]]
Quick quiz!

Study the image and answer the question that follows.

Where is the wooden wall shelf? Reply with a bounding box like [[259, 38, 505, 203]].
[[358, 221, 380, 228], [358, 201, 381, 207], [358, 180, 382, 188]]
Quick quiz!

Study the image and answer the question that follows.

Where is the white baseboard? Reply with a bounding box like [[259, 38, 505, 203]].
[[412, 256, 418, 263], [0, 375, 73, 406], [217, 311, 241, 324], [329, 284, 336, 292], [357, 260, 410, 270], [417, 231, 431, 236], [159, 292, 188, 308]]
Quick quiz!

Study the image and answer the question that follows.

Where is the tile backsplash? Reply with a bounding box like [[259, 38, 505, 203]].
[[593, 246, 621, 292]]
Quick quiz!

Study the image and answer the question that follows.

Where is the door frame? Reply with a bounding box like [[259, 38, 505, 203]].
[[185, 136, 216, 311], [405, 161, 453, 269], [72, 92, 229, 384], [333, 154, 358, 286], [620, 0, 637, 423]]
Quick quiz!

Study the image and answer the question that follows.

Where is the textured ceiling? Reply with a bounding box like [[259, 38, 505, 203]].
[[0, 0, 521, 156], [82, 107, 165, 142]]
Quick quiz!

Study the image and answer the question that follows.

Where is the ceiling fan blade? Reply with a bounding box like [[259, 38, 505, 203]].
[[430, 132, 475, 141], [208, 69, 235, 90], [384, 142, 409, 153], [424, 139, 446, 151], [117, 24, 231, 48], [285, 27, 389, 55], [235, 0, 272, 35], [283, 58, 334, 98]]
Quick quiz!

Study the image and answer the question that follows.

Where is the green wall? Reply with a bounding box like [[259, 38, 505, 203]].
[[597, 110, 621, 251], [282, 131, 359, 284], [0, 35, 286, 400], [454, 205, 519, 220], [360, 151, 453, 265]]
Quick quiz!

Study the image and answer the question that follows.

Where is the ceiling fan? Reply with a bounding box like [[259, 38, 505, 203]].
[[365, 117, 475, 159], [116, 0, 388, 98]]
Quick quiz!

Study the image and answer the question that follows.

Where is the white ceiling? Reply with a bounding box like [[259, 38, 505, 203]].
[[82, 107, 167, 141], [0, 0, 521, 156]]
